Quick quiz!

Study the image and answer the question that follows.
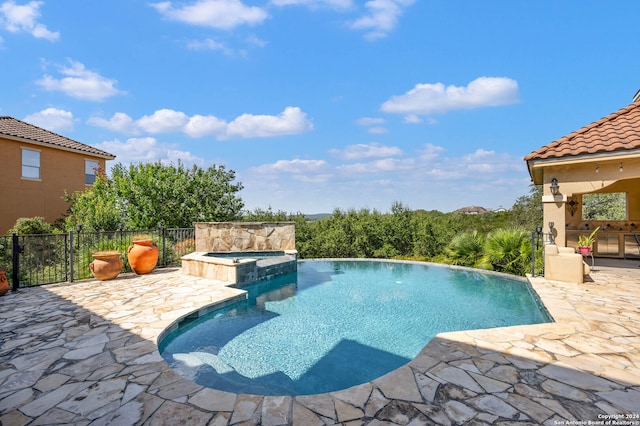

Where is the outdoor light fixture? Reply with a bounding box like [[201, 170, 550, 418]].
[[550, 178, 560, 196], [620, 162, 623, 172], [595, 164, 599, 173]]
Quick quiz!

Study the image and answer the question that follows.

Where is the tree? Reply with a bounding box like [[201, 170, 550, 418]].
[[582, 193, 626, 220], [65, 161, 244, 230], [242, 206, 291, 222], [64, 169, 122, 231], [509, 184, 543, 230]]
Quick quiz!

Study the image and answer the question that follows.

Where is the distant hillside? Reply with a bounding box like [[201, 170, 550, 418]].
[[305, 213, 332, 221]]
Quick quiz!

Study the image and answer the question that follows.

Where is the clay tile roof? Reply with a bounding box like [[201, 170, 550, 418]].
[[0, 116, 115, 159], [524, 101, 640, 162]]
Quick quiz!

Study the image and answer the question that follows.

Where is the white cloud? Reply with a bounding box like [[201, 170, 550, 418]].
[[402, 114, 422, 124], [270, 0, 353, 11], [136, 109, 189, 134], [356, 116, 385, 126], [184, 114, 227, 138], [36, 60, 125, 101], [349, 0, 414, 40], [243, 142, 530, 213], [356, 117, 387, 133], [246, 34, 267, 47], [462, 149, 522, 173], [89, 107, 314, 140], [226, 106, 313, 138], [97, 137, 205, 168], [367, 126, 387, 134], [187, 38, 235, 55], [251, 158, 329, 174], [87, 112, 138, 134], [151, 0, 269, 30], [0, 0, 59, 41], [381, 77, 520, 115], [23, 108, 74, 131], [331, 142, 403, 160], [339, 157, 414, 173], [416, 143, 445, 161], [98, 137, 160, 163]]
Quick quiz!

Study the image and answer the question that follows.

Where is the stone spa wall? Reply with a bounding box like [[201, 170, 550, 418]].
[[194, 222, 295, 253], [183, 222, 297, 285]]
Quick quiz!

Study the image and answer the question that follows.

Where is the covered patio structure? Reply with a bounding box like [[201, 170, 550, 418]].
[[525, 99, 640, 266]]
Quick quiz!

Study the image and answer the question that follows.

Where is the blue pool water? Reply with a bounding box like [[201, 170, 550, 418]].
[[159, 260, 551, 396]]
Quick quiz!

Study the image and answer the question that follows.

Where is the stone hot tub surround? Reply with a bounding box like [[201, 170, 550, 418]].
[[194, 221, 295, 252], [183, 222, 297, 285], [181, 250, 297, 285]]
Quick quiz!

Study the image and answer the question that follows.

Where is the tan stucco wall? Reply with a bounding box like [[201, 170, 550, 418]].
[[537, 158, 640, 246], [0, 138, 108, 234]]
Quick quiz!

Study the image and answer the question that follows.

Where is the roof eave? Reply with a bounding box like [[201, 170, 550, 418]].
[[526, 148, 640, 184], [3, 134, 116, 160]]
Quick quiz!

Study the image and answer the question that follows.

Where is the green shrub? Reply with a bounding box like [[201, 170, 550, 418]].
[[8, 217, 55, 235]]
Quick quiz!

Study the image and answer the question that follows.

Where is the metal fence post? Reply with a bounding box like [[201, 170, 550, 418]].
[[159, 223, 166, 267], [69, 230, 75, 282], [11, 233, 21, 291], [530, 231, 536, 277]]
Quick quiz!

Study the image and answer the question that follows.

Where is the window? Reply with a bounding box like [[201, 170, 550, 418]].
[[85, 160, 99, 185], [22, 148, 40, 179], [582, 192, 627, 220]]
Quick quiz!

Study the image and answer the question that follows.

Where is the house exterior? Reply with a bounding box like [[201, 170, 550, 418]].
[[452, 206, 492, 215], [524, 99, 640, 260], [0, 117, 116, 234]]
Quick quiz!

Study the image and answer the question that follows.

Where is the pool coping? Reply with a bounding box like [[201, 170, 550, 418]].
[[0, 261, 638, 424]]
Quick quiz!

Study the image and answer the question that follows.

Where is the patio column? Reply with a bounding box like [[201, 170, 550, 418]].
[[542, 182, 567, 246]]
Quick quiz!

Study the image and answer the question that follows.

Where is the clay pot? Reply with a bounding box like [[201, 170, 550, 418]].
[[578, 246, 592, 255], [128, 239, 158, 275], [0, 271, 9, 296], [90, 251, 123, 281]]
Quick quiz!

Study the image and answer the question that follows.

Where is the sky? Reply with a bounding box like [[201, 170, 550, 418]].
[[1, 1, 639, 215]]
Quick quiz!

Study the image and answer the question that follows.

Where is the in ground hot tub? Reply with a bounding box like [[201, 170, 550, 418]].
[[182, 221, 298, 285], [181, 251, 297, 286]]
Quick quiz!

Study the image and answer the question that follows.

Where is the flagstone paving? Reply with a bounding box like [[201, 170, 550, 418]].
[[0, 264, 638, 425]]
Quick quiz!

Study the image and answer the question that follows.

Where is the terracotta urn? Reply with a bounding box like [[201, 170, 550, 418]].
[[0, 271, 9, 296], [128, 239, 158, 275], [90, 251, 123, 281]]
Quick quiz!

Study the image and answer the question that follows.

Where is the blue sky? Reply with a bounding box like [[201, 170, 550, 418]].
[[2, 1, 639, 214]]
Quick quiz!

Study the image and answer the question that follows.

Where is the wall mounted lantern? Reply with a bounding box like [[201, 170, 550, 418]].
[[550, 178, 560, 196]]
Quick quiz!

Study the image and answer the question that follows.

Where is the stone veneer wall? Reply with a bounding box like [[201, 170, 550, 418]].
[[194, 222, 295, 252]]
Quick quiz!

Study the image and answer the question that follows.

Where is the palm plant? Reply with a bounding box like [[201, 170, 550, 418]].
[[479, 229, 530, 275], [446, 231, 486, 268]]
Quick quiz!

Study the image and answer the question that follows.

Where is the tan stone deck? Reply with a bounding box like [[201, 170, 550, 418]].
[[0, 261, 638, 425]]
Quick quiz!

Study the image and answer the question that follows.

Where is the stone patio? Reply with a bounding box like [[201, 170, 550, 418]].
[[0, 261, 638, 425]]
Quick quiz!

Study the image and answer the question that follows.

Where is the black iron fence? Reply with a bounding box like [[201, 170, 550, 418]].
[[0, 227, 194, 290]]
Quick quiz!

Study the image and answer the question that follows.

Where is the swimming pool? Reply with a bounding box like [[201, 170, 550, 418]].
[[159, 260, 551, 396]]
